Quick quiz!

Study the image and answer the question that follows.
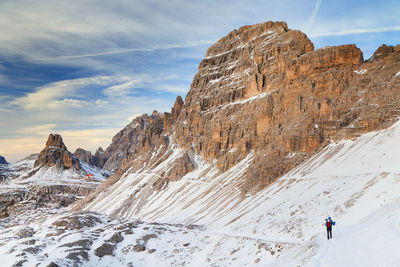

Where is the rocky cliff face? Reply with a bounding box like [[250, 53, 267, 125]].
[[74, 148, 94, 165], [79, 21, 400, 210], [96, 112, 168, 172], [171, 22, 400, 193], [35, 134, 81, 170]]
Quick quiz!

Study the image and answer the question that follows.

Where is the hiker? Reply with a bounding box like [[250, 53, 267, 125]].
[[325, 217, 335, 239]]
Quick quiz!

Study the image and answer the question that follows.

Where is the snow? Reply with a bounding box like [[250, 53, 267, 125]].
[[394, 71, 400, 78], [354, 69, 367, 75], [203, 90, 276, 115], [82, 120, 400, 266], [2, 112, 400, 265]]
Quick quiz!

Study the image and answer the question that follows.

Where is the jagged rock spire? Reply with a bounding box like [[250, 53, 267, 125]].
[[34, 134, 80, 169]]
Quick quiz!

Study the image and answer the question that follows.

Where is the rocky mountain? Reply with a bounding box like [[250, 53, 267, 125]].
[[0, 156, 8, 165], [1, 21, 399, 266], [79, 21, 400, 212], [2, 97, 400, 267], [0, 134, 107, 219], [74, 148, 95, 165], [91, 111, 168, 172], [35, 134, 81, 170], [68, 21, 400, 265]]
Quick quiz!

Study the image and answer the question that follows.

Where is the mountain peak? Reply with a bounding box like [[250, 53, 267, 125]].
[[45, 134, 67, 150], [34, 133, 80, 169], [0, 155, 8, 165]]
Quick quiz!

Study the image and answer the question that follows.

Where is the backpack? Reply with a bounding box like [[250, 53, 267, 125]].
[[326, 221, 331, 228]]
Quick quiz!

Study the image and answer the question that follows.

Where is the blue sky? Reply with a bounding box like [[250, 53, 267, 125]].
[[1, 0, 400, 162]]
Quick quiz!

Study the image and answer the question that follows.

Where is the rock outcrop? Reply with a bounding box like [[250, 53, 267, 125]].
[[93, 147, 108, 168], [74, 148, 94, 165], [98, 112, 168, 172], [0, 156, 8, 165], [367, 44, 400, 62], [34, 134, 80, 169]]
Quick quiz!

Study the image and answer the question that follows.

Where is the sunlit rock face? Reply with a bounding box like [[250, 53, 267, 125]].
[[88, 21, 400, 195], [34, 134, 80, 170]]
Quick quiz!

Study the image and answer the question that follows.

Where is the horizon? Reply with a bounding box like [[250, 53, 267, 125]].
[[1, 0, 400, 163]]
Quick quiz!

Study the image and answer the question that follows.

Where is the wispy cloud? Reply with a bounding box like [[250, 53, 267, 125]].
[[36, 40, 214, 62], [305, 0, 323, 30], [309, 26, 400, 37], [17, 124, 57, 136], [11, 76, 118, 110]]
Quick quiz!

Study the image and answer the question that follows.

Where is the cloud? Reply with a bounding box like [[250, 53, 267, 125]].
[[103, 75, 149, 98], [156, 84, 189, 94], [57, 128, 122, 152], [37, 40, 214, 62], [17, 124, 57, 136], [309, 26, 400, 37], [11, 76, 118, 110], [305, 0, 323, 30]]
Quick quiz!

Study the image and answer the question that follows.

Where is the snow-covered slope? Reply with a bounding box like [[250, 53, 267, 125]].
[[80, 120, 400, 266], [0, 155, 109, 220]]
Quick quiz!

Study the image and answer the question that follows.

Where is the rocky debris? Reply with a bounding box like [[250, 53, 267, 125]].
[[0, 183, 95, 219], [0, 166, 9, 182], [34, 134, 80, 170], [0, 211, 206, 266], [52, 213, 102, 230], [141, 233, 157, 243], [16, 227, 35, 238], [132, 244, 146, 252], [0, 155, 8, 164], [95, 243, 116, 257], [106, 232, 124, 244]]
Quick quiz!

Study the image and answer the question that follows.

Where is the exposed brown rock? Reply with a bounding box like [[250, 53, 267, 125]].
[[367, 44, 400, 62], [74, 148, 93, 165], [34, 134, 80, 169], [171, 96, 184, 121], [164, 152, 194, 181], [100, 112, 167, 172]]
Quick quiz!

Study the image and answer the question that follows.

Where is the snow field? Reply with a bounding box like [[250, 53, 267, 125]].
[[85, 120, 400, 266]]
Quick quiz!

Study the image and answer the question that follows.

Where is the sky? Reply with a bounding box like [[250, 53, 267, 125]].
[[0, 0, 400, 162]]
